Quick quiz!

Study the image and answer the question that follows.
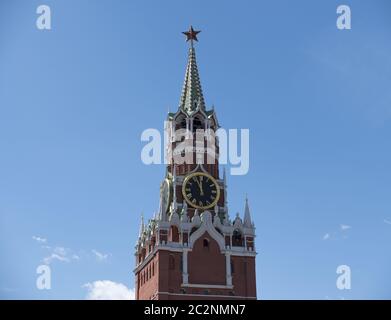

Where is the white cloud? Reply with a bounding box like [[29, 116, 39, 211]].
[[323, 224, 352, 241], [84, 281, 134, 300], [384, 219, 391, 225], [43, 253, 70, 264], [42, 246, 78, 264], [53, 247, 68, 256], [32, 236, 47, 243], [92, 250, 109, 262]]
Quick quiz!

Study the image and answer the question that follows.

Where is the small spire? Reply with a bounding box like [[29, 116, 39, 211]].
[[158, 190, 163, 219], [181, 201, 189, 222], [173, 163, 177, 179], [243, 195, 253, 228], [138, 213, 144, 238], [172, 165, 178, 212]]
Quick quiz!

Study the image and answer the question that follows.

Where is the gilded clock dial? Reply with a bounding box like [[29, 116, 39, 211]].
[[182, 172, 220, 209]]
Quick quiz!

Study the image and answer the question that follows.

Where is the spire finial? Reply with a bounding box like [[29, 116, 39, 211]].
[[182, 25, 201, 48]]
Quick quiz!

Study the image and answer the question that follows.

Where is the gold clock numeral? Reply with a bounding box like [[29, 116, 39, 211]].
[[185, 187, 191, 192], [187, 193, 192, 198], [192, 199, 196, 204], [199, 200, 203, 206], [211, 190, 217, 194], [206, 201, 211, 206], [211, 195, 216, 200]]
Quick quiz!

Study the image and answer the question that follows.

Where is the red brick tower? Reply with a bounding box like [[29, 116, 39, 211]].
[[134, 27, 257, 300]]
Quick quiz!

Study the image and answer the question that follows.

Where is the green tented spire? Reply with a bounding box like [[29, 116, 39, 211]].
[[178, 46, 206, 114]]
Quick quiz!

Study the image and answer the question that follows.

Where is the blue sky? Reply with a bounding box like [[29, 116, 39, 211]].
[[1, 0, 391, 299]]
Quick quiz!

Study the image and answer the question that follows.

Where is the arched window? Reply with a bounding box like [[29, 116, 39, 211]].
[[193, 117, 203, 130], [203, 238, 210, 250], [170, 225, 179, 242], [243, 261, 247, 273], [169, 255, 175, 270], [232, 229, 243, 246], [177, 116, 187, 129], [231, 259, 235, 274]]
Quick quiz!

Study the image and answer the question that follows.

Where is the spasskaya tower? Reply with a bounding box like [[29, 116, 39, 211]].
[[134, 26, 257, 300]]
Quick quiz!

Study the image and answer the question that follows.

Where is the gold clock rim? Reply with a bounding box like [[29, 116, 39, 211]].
[[181, 172, 221, 210]]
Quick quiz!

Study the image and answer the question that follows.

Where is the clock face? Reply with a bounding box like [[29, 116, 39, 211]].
[[182, 172, 220, 210], [161, 179, 171, 213]]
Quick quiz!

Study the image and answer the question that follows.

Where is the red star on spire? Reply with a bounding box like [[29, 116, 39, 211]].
[[182, 26, 201, 44]]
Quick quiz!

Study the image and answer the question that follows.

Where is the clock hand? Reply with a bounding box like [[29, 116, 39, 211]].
[[196, 177, 204, 196], [199, 180, 204, 196]]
